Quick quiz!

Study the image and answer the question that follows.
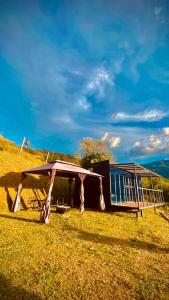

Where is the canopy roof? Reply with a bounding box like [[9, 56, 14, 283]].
[[22, 160, 102, 178], [111, 163, 160, 177]]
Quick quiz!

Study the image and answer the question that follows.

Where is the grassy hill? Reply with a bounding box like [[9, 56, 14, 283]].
[[0, 135, 169, 299], [144, 160, 169, 179], [0, 135, 78, 210], [0, 135, 80, 164], [0, 207, 169, 299]]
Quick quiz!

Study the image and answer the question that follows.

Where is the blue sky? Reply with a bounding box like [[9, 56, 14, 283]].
[[0, 0, 169, 163]]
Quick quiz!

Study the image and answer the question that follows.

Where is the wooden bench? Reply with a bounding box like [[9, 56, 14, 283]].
[[55, 205, 71, 214]]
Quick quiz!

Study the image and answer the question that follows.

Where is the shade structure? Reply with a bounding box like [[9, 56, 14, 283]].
[[111, 163, 160, 177], [22, 160, 102, 178], [12, 160, 105, 224]]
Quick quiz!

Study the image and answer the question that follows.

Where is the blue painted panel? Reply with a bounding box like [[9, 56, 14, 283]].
[[110, 167, 142, 203]]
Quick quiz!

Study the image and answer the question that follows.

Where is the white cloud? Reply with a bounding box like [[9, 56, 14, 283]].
[[86, 67, 114, 97], [133, 141, 141, 148], [129, 128, 169, 157], [102, 132, 109, 141], [77, 96, 91, 111], [149, 134, 162, 147], [101, 132, 121, 148], [154, 6, 163, 16], [50, 114, 78, 130], [163, 127, 169, 136], [112, 109, 168, 122], [109, 137, 121, 148]]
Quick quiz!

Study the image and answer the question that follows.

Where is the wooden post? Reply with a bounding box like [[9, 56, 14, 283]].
[[19, 137, 26, 155], [109, 171, 112, 204], [151, 176, 155, 205], [134, 174, 140, 209], [68, 178, 73, 206], [40, 169, 56, 224], [45, 152, 50, 162], [99, 177, 106, 211], [78, 173, 86, 213], [160, 177, 164, 202], [12, 173, 27, 212]]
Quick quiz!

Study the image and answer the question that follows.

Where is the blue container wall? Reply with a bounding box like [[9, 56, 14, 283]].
[[110, 167, 142, 203]]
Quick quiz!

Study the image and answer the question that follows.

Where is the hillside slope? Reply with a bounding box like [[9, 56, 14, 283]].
[[0, 135, 76, 210], [144, 160, 169, 179]]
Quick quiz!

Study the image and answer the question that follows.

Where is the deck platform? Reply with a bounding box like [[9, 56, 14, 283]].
[[111, 201, 165, 217], [112, 201, 165, 210]]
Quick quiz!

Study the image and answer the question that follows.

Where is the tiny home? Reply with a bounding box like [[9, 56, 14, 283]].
[[87, 160, 164, 212]]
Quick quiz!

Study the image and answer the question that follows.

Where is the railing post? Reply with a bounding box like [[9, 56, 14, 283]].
[[114, 175, 117, 204]]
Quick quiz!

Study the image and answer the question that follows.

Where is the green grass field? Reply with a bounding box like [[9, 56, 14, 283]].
[[0, 136, 169, 299], [0, 208, 169, 300]]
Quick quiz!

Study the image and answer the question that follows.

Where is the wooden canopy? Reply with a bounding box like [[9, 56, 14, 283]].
[[12, 160, 105, 224], [22, 160, 103, 178]]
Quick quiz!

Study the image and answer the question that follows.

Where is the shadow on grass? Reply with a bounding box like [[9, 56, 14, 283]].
[[0, 274, 41, 300], [64, 225, 169, 254], [4, 187, 13, 211], [0, 214, 39, 224], [157, 211, 169, 223], [0, 172, 47, 211]]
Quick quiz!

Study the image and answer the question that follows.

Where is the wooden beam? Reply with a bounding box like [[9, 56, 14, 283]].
[[68, 178, 73, 207], [78, 173, 86, 213], [99, 177, 105, 211], [12, 173, 27, 212], [40, 169, 56, 224]]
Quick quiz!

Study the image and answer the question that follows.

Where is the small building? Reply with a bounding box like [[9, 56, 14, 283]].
[[88, 160, 164, 213]]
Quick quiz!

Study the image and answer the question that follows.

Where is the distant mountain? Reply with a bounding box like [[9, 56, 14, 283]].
[[144, 160, 169, 179]]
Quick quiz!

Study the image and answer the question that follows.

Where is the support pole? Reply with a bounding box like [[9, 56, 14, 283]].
[[151, 176, 155, 204], [45, 152, 49, 163], [135, 175, 140, 209], [68, 178, 73, 206], [130, 177, 134, 202], [160, 177, 164, 202], [99, 177, 106, 211], [40, 169, 56, 224], [78, 173, 86, 213], [118, 175, 122, 203], [109, 172, 112, 204], [19, 137, 26, 155], [128, 177, 130, 202], [114, 175, 117, 204], [12, 173, 27, 212]]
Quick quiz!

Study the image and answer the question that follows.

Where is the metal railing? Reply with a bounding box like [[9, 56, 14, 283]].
[[123, 185, 164, 207]]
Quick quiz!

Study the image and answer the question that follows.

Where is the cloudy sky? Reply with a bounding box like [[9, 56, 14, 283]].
[[0, 0, 169, 163]]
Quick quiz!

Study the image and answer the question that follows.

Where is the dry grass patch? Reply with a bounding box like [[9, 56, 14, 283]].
[[0, 209, 169, 299]]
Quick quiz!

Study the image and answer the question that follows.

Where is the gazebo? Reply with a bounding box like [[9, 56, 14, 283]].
[[12, 160, 105, 224]]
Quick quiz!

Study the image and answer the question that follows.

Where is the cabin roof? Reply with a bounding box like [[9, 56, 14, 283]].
[[22, 160, 102, 178], [110, 163, 160, 177]]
